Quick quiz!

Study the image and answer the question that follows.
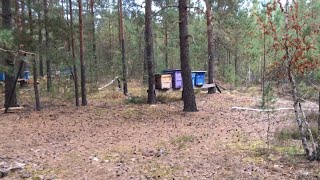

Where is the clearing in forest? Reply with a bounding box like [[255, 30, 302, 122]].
[[0, 85, 319, 179]]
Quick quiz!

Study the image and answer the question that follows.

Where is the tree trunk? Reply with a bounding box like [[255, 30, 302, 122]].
[[2, 0, 18, 108], [145, 0, 156, 104], [78, 0, 88, 106], [262, 30, 266, 106], [32, 57, 41, 110], [234, 50, 238, 86], [90, 0, 97, 83], [18, 0, 27, 87], [284, 0, 315, 160], [317, 92, 320, 160], [179, 0, 197, 112], [69, 0, 80, 106], [205, 0, 216, 94], [164, 26, 168, 69], [37, 0, 44, 77], [288, 70, 313, 158], [164, 0, 169, 69], [44, 0, 52, 91], [28, 0, 41, 110], [118, 0, 128, 95]]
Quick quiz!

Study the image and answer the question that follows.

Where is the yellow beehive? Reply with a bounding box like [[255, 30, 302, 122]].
[[155, 74, 172, 89]]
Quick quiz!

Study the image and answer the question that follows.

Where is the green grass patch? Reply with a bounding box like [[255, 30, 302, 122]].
[[275, 125, 318, 141], [142, 162, 180, 179], [125, 96, 147, 104], [170, 134, 196, 150]]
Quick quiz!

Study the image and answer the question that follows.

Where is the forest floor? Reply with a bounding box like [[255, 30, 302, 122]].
[[0, 82, 319, 179]]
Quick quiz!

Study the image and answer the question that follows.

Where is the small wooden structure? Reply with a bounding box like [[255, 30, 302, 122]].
[[155, 74, 172, 89], [162, 69, 182, 89]]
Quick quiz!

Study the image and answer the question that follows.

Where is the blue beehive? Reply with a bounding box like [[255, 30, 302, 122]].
[[24, 71, 30, 80], [191, 72, 196, 86], [0, 72, 5, 81], [193, 71, 206, 86]]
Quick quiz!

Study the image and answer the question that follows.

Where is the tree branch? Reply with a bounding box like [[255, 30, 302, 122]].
[[187, 34, 196, 44], [154, 6, 179, 17], [0, 47, 36, 55]]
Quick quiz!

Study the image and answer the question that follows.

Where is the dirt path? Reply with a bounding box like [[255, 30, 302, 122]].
[[0, 89, 319, 179]]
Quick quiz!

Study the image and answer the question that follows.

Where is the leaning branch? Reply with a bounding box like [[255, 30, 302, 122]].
[[232, 107, 293, 112], [98, 76, 119, 91], [232, 107, 318, 112], [154, 6, 179, 16], [187, 34, 196, 44], [0, 47, 37, 55]]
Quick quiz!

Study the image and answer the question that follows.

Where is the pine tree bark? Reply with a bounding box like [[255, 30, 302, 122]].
[[18, 0, 27, 87], [78, 0, 88, 106], [32, 56, 41, 110], [44, 0, 52, 91], [164, 0, 169, 69], [28, 0, 41, 110], [205, 0, 216, 94], [2, 0, 18, 108], [37, 0, 44, 77], [118, 0, 128, 95], [69, 0, 80, 106], [90, 0, 97, 82], [145, 0, 156, 104], [317, 92, 320, 160], [179, 0, 197, 112]]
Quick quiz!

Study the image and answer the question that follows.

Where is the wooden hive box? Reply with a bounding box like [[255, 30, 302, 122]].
[[162, 69, 182, 89], [155, 74, 172, 89]]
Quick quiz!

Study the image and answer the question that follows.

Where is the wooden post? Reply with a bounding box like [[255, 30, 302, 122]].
[[5, 61, 24, 113]]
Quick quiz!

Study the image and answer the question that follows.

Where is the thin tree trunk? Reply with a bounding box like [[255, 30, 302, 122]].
[[317, 92, 320, 160], [288, 70, 312, 158], [262, 28, 266, 106], [164, 0, 169, 69], [32, 56, 41, 110], [21, 0, 25, 32], [205, 0, 216, 94], [78, 0, 88, 106], [179, 0, 197, 112], [164, 27, 168, 69], [90, 0, 97, 83], [145, 0, 156, 104], [28, 0, 41, 110], [234, 50, 238, 85], [138, 28, 143, 80], [14, 0, 19, 26], [37, 0, 44, 77], [284, 0, 312, 159], [44, 0, 52, 91], [19, 0, 27, 87], [69, 0, 79, 106], [118, 0, 128, 95]]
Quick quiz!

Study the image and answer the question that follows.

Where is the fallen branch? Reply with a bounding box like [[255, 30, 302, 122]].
[[231, 107, 294, 112], [232, 107, 318, 112], [1, 107, 24, 111], [98, 77, 119, 91]]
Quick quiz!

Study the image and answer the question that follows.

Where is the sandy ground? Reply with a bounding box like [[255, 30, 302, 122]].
[[0, 85, 319, 179]]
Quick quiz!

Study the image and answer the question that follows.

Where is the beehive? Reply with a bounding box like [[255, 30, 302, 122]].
[[0, 72, 5, 81], [155, 74, 172, 89], [162, 69, 182, 89], [193, 71, 206, 86]]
